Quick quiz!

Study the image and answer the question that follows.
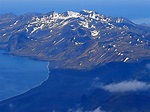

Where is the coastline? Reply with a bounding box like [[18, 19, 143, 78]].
[[0, 49, 50, 102]]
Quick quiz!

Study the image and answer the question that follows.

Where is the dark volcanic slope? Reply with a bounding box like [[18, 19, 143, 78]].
[[0, 61, 150, 112], [1, 10, 150, 69]]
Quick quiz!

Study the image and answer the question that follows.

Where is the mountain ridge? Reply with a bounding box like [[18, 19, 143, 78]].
[[1, 10, 150, 70], [1, 10, 150, 112]]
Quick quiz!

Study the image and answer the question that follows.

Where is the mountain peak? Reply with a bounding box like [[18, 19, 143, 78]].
[[81, 9, 96, 14], [44, 10, 100, 21], [63, 11, 80, 18], [1, 10, 150, 69]]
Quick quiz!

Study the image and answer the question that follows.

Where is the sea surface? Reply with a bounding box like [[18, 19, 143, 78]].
[[0, 50, 49, 101]]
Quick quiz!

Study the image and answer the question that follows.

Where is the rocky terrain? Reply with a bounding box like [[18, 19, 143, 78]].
[[1, 10, 150, 69], [0, 10, 150, 112]]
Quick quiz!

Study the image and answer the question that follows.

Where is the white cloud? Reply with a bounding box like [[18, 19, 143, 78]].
[[73, 107, 105, 112], [92, 107, 105, 112], [102, 80, 150, 93]]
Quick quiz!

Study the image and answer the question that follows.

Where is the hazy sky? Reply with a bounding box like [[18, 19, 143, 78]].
[[0, 0, 150, 23]]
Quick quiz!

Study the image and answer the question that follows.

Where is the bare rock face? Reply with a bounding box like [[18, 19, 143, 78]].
[[1, 10, 150, 69]]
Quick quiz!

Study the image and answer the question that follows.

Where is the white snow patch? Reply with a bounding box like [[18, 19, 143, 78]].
[[118, 53, 121, 55], [121, 31, 125, 34], [113, 45, 116, 47], [61, 20, 70, 27], [30, 27, 38, 34], [66, 11, 80, 18], [114, 49, 118, 52], [54, 38, 64, 45], [100, 53, 106, 58], [27, 11, 111, 31], [9, 21, 19, 27], [79, 21, 89, 28], [27, 24, 32, 27], [36, 17, 40, 21], [89, 50, 96, 53], [142, 35, 145, 38], [50, 11, 80, 20], [123, 57, 129, 62], [116, 18, 123, 23], [137, 38, 140, 42], [91, 25, 96, 28], [82, 9, 93, 13], [79, 62, 82, 66], [123, 25, 128, 29], [75, 41, 84, 45], [2, 33, 6, 36], [100, 18, 107, 22], [26, 28, 28, 32], [89, 58, 93, 61], [14, 21, 18, 25], [30, 24, 45, 34], [71, 28, 76, 30], [91, 30, 99, 37]]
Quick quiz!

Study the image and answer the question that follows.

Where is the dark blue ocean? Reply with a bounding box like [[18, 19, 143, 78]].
[[0, 50, 49, 101]]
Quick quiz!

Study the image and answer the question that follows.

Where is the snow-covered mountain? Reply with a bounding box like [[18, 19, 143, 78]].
[[1, 10, 150, 69]]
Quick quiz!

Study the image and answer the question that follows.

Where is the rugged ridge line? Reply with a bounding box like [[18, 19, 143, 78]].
[[0, 10, 150, 69]]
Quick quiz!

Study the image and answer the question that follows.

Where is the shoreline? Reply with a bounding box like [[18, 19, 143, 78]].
[[0, 49, 50, 102]]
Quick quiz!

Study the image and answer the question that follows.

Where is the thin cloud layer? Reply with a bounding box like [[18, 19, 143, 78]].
[[102, 80, 150, 93], [74, 107, 105, 112]]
